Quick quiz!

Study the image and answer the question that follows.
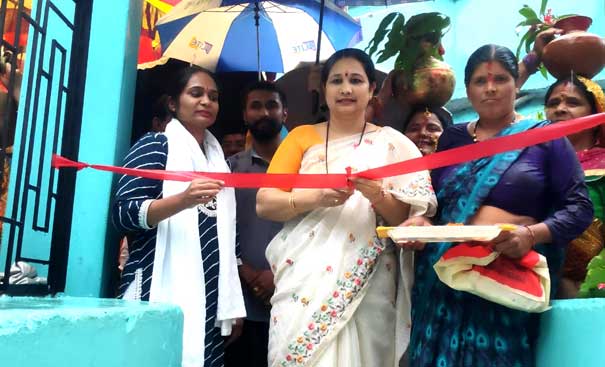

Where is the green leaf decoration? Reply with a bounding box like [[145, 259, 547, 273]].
[[404, 12, 450, 38], [556, 14, 578, 20], [365, 12, 401, 58], [519, 5, 539, 20], [539, 65, 548, 79], [516, 31, 530, 58], [366, 11, 450, 71], [579, 249, 605, 298], [376, 14, 405, 63], [539, 0, 549, 16], [525, 31, 537, 54], [516, 18, 543, 27]]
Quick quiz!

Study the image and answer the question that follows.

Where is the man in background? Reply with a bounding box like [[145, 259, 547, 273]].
[[225, 81, 288, 367], [221, 128, 246, 158]]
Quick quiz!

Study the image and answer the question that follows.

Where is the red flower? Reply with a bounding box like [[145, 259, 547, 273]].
[[286, 259, 294, 265], [357, 259, 363, 265], [333, 291, 339, 298], [543, 8, 553, 25], [355, 278, 362, 286], [330, 310, 337, 317], [286, 355, 292, 361], [308, 323, 315, 330], [598, 283, 605, 290], [307, 343, 313, 350], [326, 265, 333, 272]]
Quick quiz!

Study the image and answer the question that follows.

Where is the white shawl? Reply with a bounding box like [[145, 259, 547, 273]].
[[151, 119, 245, 367]]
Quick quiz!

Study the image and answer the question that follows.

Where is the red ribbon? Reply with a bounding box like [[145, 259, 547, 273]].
[[52, 113, 605, 188]]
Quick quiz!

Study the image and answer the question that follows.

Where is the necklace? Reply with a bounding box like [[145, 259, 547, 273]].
[[325, 121, 367, 173], [472, 116, 517, 143], [472, 121, 479, 143]]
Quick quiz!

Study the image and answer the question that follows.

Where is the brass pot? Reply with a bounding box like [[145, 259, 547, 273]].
[[392, 57, 455, 107], [542, 16, 605, 79]]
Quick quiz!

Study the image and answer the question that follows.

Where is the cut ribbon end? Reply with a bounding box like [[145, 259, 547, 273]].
[[51, 154, 89, 171]]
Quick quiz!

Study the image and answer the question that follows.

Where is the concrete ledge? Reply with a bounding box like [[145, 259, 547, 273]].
[[0, 296, 183, 367], [537, 298, 605, 367]]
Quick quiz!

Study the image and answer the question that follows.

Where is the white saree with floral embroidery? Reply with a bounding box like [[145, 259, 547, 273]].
[[266, 127, 437, 367]]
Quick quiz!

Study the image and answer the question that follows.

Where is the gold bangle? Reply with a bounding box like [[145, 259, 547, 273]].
[[289, 192, 297, 211], [524, 225, 536, 246]]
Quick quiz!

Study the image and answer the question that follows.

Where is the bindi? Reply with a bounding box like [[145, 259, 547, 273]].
[[486, 61, 494, 83]]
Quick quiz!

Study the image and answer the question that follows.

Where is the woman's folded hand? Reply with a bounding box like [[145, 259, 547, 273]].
[[491, 226, 534, 259]]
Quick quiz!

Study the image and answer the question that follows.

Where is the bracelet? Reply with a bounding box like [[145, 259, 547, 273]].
[[524, 225, 536, 246], [522, 51, 540, 75], [288, 193, 297, 211]]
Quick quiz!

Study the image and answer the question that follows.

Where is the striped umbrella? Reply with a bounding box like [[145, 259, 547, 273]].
[[152, 1, 361, 75], [334, 0, 429, 5]]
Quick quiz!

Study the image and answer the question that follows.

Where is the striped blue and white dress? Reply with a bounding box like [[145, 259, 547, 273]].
[[113, 132, 234, 367]]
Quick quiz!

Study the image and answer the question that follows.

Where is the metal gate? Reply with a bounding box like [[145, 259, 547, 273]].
[[0, 0, 92, 295]]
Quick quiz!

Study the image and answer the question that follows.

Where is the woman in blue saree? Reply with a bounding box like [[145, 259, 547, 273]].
[[401, 45, 594, 366]]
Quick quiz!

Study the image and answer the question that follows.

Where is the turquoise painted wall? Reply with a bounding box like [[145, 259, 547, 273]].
[[0, 296, 183, 367], [351, 0, 605, 119], [64, 0, 142, 296]]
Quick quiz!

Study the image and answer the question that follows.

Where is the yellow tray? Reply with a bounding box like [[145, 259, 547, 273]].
[[376, 224, 517, 243]]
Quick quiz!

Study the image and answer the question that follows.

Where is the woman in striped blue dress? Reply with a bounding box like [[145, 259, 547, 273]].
[[113, 65, 246, 367]]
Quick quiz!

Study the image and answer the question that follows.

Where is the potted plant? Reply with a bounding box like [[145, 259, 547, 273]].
[[365, 12, 454, 107], [516, 0, 605, 79]]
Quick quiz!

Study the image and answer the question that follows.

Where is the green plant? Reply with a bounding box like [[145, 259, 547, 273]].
[[516, 0, 577, 77], [579, 249, 605, 298], [365, 12, 450, 80]]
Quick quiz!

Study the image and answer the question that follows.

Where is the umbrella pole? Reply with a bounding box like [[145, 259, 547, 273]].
[[312, 0, 325, 114], [254, 1, 261, 81], [314, 0, 325, 65]]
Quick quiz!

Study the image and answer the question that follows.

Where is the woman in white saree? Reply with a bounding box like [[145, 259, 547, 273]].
[[257, 49, 437, 367]]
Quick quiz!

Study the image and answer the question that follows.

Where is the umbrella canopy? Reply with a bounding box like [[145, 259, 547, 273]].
[[151, 1, 361, 73], [334, 0, 429, 5]]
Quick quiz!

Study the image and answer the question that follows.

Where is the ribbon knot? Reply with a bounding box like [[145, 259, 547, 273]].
[[51, 154, 89, 171]]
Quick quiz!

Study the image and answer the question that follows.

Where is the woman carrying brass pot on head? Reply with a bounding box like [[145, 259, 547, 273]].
[[402, 105, 453, 156], [544, 73, 605, 298]]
